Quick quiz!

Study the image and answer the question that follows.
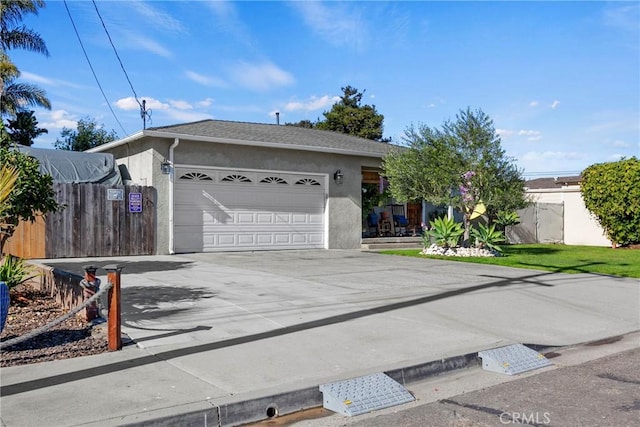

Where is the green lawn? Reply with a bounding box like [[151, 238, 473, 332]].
[[380, 244, 640, 278]]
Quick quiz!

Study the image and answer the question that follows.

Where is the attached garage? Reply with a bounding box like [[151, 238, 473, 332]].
[[87, 119, 395, 254], [173, 167, 326, 252]]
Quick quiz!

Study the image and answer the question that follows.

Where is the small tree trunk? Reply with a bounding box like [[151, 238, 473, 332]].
[[462, 214, 471, 247]]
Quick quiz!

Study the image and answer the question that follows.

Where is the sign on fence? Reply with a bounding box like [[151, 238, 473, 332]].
[[129, 192, 143, 213]]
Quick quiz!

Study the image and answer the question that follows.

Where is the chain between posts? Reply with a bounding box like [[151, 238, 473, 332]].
[[0, 281, 113, 350]]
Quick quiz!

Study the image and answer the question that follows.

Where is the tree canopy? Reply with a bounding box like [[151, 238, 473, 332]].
[[383, 107, 527, 244], [54, 117, 118, 151], [286, 86, 389, 142], [6, 110, 47, 146], [581, 157, 640, 247], [0, 122, 59, 255], [0, 0, 50, 117]]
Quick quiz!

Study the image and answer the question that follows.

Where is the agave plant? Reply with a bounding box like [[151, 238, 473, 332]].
[[470, 223, 505, 252], [0, 164, 19, 216], [425, 216, 464, 248], [0, 255, 39, 290], [494, 211, 520, 229]]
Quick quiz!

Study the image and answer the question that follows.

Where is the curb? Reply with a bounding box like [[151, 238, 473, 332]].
[[121, 348, 518, 427]]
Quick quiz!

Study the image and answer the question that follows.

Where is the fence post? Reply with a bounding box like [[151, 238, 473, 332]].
[[104, 265, 123, 351], [81, 265, 100, 321]]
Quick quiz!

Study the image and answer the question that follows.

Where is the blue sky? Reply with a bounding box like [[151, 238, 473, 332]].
[[9, 0, 640, 177]]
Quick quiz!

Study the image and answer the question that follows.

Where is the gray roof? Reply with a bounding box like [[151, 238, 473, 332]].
[[146, 119, 398, 157], [525, 175, 582, 189]]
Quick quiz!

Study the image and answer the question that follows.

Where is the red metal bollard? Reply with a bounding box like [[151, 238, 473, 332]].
[[104, 265, 122, 351], [81, 265, 100, 321]]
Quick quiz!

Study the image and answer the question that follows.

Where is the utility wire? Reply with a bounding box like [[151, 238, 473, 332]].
[[91, 0, 140, 107], [63, 0, 128, 136], [92, 0, 151, 128]]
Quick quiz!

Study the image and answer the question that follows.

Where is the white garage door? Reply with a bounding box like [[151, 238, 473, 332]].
[[174, 167, 326, 252]]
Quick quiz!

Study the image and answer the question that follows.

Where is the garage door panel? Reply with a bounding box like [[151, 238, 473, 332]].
[[174, 168, 325, 252]]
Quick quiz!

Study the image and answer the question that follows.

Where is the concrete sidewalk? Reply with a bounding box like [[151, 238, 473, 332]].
[[1, 250, 638, 426]]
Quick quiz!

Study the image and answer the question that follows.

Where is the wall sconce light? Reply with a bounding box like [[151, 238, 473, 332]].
[[333, 169, 344, 184], [161, 159, 172, 175]]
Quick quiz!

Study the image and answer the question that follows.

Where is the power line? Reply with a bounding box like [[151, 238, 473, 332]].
[[92, 0, 151, 129], [63, 0, 128, 136]]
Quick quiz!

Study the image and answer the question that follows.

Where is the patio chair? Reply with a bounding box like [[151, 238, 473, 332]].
[[390, 204, 409, 236]]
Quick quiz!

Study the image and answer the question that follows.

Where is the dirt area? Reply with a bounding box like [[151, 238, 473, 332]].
[[0, 285, 108, 367]]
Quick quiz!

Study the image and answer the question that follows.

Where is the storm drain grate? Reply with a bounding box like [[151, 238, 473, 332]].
[[478, 343, 552, 375], [319, 372, 415, 416]]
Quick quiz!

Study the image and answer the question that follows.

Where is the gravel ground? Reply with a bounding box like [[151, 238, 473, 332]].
[[0, 286, 108, 367]]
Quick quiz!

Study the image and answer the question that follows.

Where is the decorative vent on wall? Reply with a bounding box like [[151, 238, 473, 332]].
[[221, 174, 252, 183], [260, 176, 288, 185], [179, 172, 213, 181], [295, 178, 321, 186]]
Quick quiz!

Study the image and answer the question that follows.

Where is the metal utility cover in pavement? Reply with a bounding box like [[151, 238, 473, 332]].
[[319, 372, 415, 417], [478, 344, 552, 375]]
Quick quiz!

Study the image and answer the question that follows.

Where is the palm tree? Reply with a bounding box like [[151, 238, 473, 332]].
[[0, 0, 50, 115], [0, 0, 49, 56]]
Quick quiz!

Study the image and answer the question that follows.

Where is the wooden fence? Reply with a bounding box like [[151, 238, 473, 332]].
[[5, 183, 156, 259]]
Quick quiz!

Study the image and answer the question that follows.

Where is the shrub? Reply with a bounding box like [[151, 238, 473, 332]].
[[470, 223, 505, 252], [0, 255, 39, 290], [425, 216, 464, 248], [494, 211, 520, 229], [581, 158, 640, 247]]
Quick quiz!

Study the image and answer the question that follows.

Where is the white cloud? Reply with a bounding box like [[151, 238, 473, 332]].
[[522, 151, 582, 161], [169, 100, 192, 110], [603, 3, 640, 33], [20, 71, 84, 89], [551, 100, 560, 109], [39, 110, 78, 130], [284, 95, 340, 112], [204, 0, 252, 46], [291, 2, 367, 50], [518, 129, 542, 141], [185, 71, 228, 88], [529, 101, 539, 107], [497, 129, 542, 141], [229, 62, 295, 91], [198, 98, 214, 108], [608, 153, 625, 161], [496, 129, 515, 137], [115, 97, 169, 111], [426, 103, 436, 109], [120, 30, 172, 58], [128, 1, 185, 33]]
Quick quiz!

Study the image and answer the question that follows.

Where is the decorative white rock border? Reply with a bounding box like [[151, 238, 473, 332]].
[[421, 244, 501, 257]]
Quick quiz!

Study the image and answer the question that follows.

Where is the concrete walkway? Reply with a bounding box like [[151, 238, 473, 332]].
[[1, 250, 638, 426]]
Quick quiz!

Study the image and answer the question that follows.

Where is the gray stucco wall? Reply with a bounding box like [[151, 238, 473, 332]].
[[107, 137, 384, 253]]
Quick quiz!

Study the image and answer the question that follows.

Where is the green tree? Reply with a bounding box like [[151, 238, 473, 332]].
[[0, 0, 50, 116], [285, 119, 315, 129], [383, 107, 526, 246], [0, 122, 59, 255], [316, 86, 388, 141], [54, 117, 118, 151], [6, 110, 47, 146], [581, 157, 640, 247]]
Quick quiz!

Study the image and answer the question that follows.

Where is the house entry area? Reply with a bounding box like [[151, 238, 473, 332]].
[[361, 168, 422, 238], [173, 167, 326, 252]]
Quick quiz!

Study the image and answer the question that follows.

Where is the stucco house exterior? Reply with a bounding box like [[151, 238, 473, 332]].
[[524, 176, 611, 246], [87, 119, 396, 254]]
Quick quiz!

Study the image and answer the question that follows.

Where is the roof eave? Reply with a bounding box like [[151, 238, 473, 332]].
[[85, 131, 145, 153], [88, 129, 389, 158]]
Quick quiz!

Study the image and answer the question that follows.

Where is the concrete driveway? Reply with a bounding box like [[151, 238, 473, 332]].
[[44, 250, 639, 352], [2, 250, 638, 426]]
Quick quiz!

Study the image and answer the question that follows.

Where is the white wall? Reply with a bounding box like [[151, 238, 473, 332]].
[[527, 187, 611, 246]]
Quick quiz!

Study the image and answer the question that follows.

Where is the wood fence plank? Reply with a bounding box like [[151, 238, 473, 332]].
[[13, 183, 155, 258]]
